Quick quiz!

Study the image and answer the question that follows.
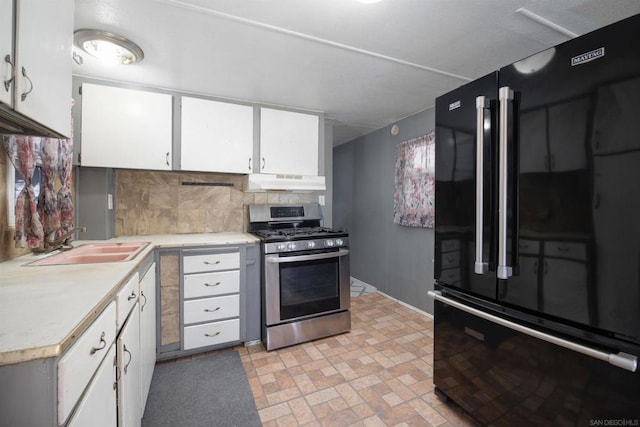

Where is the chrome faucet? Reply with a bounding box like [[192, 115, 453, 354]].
[[34, 226, 87, 253]]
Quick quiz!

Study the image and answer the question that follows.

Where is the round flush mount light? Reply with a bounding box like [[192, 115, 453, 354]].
[[74, 29, 144, 65], [390, 124, 399, 136]]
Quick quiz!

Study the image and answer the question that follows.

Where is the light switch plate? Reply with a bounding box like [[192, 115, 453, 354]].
[[107, 193, 113, 210], [318, 195, 325, 206]]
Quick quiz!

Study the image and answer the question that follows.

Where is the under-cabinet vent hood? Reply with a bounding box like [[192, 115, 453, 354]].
[[244, 174, 326, 192]]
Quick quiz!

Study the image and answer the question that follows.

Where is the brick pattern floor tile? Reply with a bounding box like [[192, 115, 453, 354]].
[[239, 292, 478, 426]]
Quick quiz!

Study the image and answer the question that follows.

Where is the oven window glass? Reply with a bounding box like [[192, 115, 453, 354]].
[[279, 257, 340, 320]]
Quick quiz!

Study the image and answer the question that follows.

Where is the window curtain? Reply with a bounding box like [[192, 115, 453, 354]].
[[58, 139, 74, 237], [393, 130, 435, 228], [38, 138, 61, 239], [2, 135, 44, 248], [2, 135, 73, 248]]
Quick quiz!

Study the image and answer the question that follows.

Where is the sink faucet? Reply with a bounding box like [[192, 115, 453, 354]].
[[34, 227, 87, 253]]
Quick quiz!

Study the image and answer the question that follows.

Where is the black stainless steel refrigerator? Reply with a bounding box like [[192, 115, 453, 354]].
[[432, 14, 640, 424]]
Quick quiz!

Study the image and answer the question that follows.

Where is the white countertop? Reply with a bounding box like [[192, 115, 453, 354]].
[[0, 232, 259, 366]]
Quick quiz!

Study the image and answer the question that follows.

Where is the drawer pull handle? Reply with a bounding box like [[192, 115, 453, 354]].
[[123, 344, 132, 374], [205, 331, 221, 337], [90, 332, 107, 355], [203, 260, 221, 265], [127, 291, 137, 301], [204, 282, 221, 287], [204, 307, 221, 312]]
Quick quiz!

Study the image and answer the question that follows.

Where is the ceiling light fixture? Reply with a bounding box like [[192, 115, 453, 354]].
[[74, 29, 144, 65]]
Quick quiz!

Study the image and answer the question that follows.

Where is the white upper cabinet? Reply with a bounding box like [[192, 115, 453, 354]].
[[81, 84, 173, 170], [0, 0, 12, 107], [181, 97, 253, 174], [260, 107, 319, 176], [2, 0, 73, 137]]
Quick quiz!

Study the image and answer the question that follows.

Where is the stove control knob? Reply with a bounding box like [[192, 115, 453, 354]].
[[276, 244, 286, 251], [325, 239, 335, 247], [306, 241, 316, 249], [287, 242, 297, 251], [335, 238, 344, 247]]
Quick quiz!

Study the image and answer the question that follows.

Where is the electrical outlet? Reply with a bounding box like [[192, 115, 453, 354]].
[[107, 194, 113, 210]]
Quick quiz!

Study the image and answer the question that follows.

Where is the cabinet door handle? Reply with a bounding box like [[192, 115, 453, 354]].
[[123, 344, 132, 374], [140, 291, 147, 311], [204, 331, 221, 337], [127, 291, 137, 301], [204, 282, 221, 287], [90, 331, 107, 355], [165, 152, 170, 166], [204, 307, 221, 312], [248, 157, 252, 171], [261, 157, 265, 170], [20, 67, 33, 101], [203, 260, 220, 265], [3, 55, 14, 92]]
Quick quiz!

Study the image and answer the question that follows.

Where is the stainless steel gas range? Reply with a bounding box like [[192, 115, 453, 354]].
[[249, 203, 351, 351]]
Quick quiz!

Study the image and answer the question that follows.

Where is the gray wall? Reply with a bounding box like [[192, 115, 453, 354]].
[[333, 108, 435, 314]]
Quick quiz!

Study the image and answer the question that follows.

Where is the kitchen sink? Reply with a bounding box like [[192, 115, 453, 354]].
[[28, 242, 149, 266]]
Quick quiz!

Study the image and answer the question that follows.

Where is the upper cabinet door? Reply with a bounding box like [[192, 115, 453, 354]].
[[14, 0, 74, 137], [260, 108, 319, 176], [0, 0, 13, 107], [181, 97, 253, 174], [80, 84, 173, 170]]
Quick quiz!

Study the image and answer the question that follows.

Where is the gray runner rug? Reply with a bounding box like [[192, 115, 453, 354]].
[[142, 350, 261, 427]]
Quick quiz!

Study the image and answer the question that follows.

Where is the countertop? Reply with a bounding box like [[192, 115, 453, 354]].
[[0, 232, 259, 366]]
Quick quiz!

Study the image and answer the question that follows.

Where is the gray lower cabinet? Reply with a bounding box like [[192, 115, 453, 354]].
[[156, 243, 260, 360]]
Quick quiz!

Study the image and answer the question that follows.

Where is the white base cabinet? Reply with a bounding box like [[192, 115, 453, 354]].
[[67, 344, 117, 427], [139, 263, 157, 409], [118, 303, 142, 427]]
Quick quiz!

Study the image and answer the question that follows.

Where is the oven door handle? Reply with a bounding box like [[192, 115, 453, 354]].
[[267, 249, 349, 263]]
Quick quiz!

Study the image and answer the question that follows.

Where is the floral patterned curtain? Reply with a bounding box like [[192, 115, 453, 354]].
[[2, 135, 73, 248], [58, 139, 74, 237], [393, 130, 435, 228], [2, 135, 44, 248], [38, 138, 61, 239]]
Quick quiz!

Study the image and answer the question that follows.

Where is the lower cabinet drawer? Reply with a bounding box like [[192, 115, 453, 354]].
[[183, 252, 240, 274], [183, 295, 240, 324], [183, 318, 240, 350], [184, 270, 240, 299], [58, 302, 117, 425]]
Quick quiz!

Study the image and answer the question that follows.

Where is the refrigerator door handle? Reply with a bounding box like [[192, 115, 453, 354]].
[[497, 86, 513, 279], [428, 290, 638, 373], [474, 96, 489, 274]]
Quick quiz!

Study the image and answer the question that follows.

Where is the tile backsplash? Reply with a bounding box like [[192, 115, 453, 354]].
[[0, 143, 29, 261], [115, 170, 313, 236]]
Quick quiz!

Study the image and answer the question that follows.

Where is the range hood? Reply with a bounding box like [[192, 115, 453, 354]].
[[244, 174, 326, 192]]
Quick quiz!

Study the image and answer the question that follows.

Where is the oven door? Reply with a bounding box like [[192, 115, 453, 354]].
[[264, 248, 350, 326]]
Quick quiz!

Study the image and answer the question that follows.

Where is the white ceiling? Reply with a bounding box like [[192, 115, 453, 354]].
[[73, 0, 640, 145]]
